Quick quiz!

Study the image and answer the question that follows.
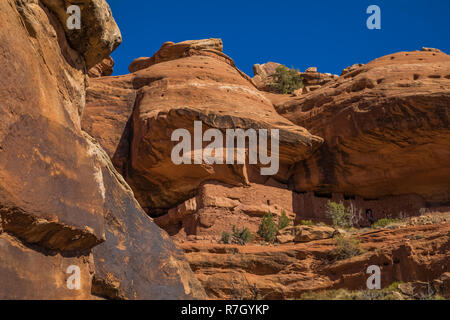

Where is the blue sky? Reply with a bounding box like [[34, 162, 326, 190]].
[[107, 0, 450, 77]]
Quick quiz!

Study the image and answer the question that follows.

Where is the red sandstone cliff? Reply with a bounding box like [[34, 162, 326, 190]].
[[0, 0, 205, 300], [82, 38, 450, 299], [1, 0, 449, 300]]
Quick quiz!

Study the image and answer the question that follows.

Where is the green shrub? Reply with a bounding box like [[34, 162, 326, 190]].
[[327, 201, 352, 229], [258, 212, 278, 243], [387, 282, 402, 291], [330, 235, 363, 261], [221, 232, 231, 244], [298, 220, 315, 226], [277, 210, 291, 230], [269, 65, 304, 94], [232, 226, 254, 245], [372, 218, 402, 229]]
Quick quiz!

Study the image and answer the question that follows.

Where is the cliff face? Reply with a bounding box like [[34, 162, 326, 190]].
[[82, 41, 450, 299], [0, 0, 205, 299], [275, 50, 450, 205], [2, 1, 449, 300], [83, 39, 323, 211], [84, 44, 450, 229], [183, 220, 450, 299]]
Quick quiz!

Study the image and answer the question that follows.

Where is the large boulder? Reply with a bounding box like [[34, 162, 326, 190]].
[[0, 0, 205, 299], [275, 50, 450, 204], [128, 38, 224, 73], [433, 272, 450, 298], [277, 225, 336, 243], [40, 0, 122, 69], [252, 62, 282, 90], [83, 39, 323, 211]]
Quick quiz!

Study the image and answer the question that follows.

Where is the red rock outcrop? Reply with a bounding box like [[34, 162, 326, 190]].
[[83, 39, 323, 211], [82, 73, 136, 172], [153, 181, 429, 241], [6, 0, 449, 302], [80, 30, 450, 301], [252, 62, 282, 90], [183, 221, 450, 299], [89, 56, 115, 77], [252, 62, 339, 94], [83, 44, 450, 240], [275, 50, 450, 205], [0, 0, 205, 300], [40, 0, 122, 69], [129, 38, 224, 73]]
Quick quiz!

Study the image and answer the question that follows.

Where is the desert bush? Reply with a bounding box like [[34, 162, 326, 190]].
[[269, 65, 304, 94], [387, 282, 401, 291], [329, 235, 363, 261], [258, 211, 278, 243], [372, 218, 402, 229], [277, 210, 291, 230], [327, 201, 352, 229], [221, 232, 231, 244], [232, 225, 254, 245], [298, 220, 315, 226]]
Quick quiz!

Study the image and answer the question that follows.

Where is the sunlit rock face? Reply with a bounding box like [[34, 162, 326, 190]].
[[0, 0, 206, 300], [83, 39, 323, 211], [275, 50, 450, 205]]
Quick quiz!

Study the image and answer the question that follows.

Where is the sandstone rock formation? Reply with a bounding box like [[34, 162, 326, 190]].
[[0, 0, 205, 300], [84, 40, 450, 244], [83, 39, 323, 211], [275, 50, 450, 205], [129, 38, 224, 73], [89, 56, 115, 77], [183, 221, 449, 299], [4, 0, 449, 302], [149, 180, 430, 242], [252, 62, 282, 91], [252, 62, 339, 94], [82, 73, 136, 172], [300, 68, 339, 93], [13, 0, 447, 301], [341, 63, 364, 76], [40, 0, 122, 69], [421, 47, 444, 53], [434, 272, 450, 298], [277, 225, 337, 244]]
